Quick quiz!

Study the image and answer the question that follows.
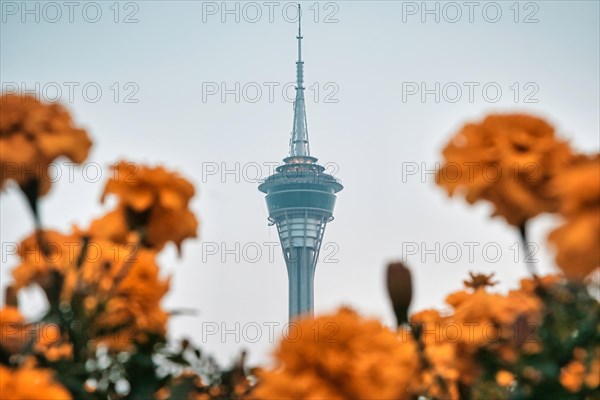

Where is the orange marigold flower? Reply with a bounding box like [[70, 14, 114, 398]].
[[443, 290, 469, 309], [560, 348, 600, 391], [0, 306, 71, 361], [11, 230, 82, 291], [585, 348, 600, 389], [12, 228, 169, 351], [0, 93, 92, 195], [0, 365, 72, 399], [97, 249, 170, 329], [436, 113, 573, 226], [496, 370, 515, 387], [95, 161, 198, 253], [409, 275, 550, 399], [497, 344, 519, 363], [254, 308, 421, 399], [43, 343, 73, 362], [519, 274, 563, 293], [560, 360, 586, 393], [0, 306, 26, 355], [548, 155, 600, 281], [0, 305, 24, 324], [71, 245, 170, 351], [449, 285, 542, 345], [32, 323, 61, 350], [88, 208, 131, 244], [411, 276, 548, 399], [255, 371, 343, 400], [410, 309, 443, 328]]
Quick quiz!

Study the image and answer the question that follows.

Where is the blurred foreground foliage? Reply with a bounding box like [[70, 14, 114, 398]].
[[1, 97, 598, 399]]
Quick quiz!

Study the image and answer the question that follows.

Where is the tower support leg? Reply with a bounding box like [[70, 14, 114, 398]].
[[286, 247, 315, 321]]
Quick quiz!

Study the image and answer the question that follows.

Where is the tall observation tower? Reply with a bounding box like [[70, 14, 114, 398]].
[[258, 4, 343, 321]]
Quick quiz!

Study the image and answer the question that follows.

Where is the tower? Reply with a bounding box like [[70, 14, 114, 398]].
[[258, 4, 343, 321]]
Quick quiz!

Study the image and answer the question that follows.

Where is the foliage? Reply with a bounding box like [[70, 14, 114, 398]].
[[1, 96, 598, 399], [0, 94, 250, 399]]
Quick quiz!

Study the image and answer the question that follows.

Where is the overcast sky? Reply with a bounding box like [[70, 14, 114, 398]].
[[2, 1, 599, 366]]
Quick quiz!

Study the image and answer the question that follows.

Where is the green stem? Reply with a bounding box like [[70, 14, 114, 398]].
[[518, 223, 538, 277], [20, 178, 42, 229]]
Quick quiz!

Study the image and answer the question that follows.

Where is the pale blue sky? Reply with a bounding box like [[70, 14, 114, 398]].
[[1, 1, 599, 366]]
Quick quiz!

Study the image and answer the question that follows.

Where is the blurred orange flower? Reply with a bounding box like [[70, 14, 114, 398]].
[[436, 114, 573, 226], [560, 360, 586, 392], [548, 155, 600, 280], [585, 349, 600, 389], [409, 275, 549, 399], [11, 230, 82, 291], [0, 306, 26, 355], [12, 229, 170, 351], [496, 370, 515, 387], [411, 308, 475, 399], [560, 347, 600, 393], [90, 249, 170, 350], [0, 306, 71, 362], [0, 364, 72, 399], [61, 240, 170, 351], [0, 94, 92, 196], [559, 347, 600, 393], [88, 208, 130, 244], [254, 308, 421, 399], [93, 161, 198, 253], [518, 274, 563, 294]]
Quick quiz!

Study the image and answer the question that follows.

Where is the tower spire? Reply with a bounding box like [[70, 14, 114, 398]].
[[289, 3, 310, 158]]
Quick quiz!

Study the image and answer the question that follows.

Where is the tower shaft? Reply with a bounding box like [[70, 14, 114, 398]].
[[276, 210, 328, 318], [286, 247, 315, 318]]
